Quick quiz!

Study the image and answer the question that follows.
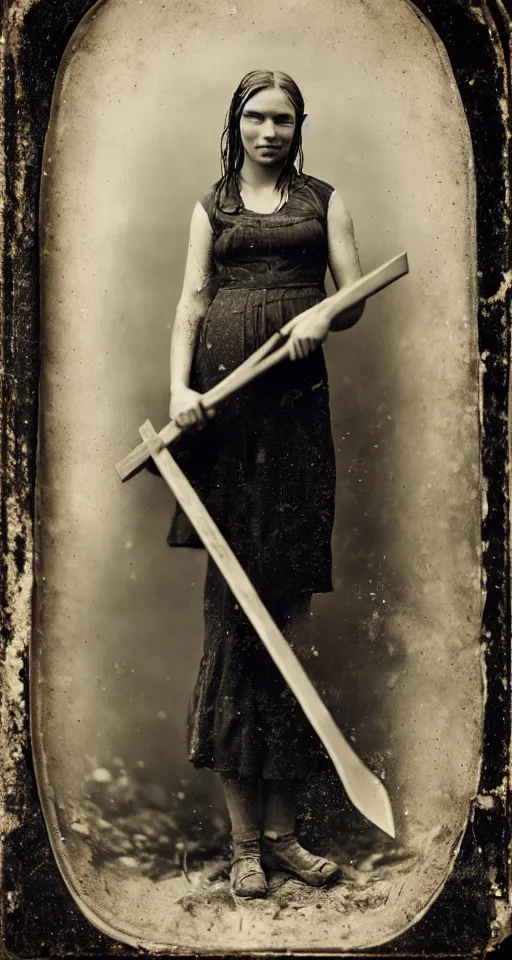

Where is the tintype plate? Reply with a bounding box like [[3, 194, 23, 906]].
[[0, 0, 510, 956]]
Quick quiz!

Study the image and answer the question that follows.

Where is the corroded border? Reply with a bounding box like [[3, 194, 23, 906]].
[[0, 0, 510, 956]]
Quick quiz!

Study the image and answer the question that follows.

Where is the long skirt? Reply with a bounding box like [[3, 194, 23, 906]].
[[168, 285, 336, 778], [187, 563, 332, 779]]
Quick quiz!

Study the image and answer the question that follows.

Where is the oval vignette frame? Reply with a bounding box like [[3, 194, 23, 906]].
[[0, 0, 510, 957]]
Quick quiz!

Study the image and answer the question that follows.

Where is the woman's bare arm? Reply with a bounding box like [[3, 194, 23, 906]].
[[170, 202, 213, 389], [287, 191, 365, 360], [169, 202, 214, 426], [326, 191, 365, 330]]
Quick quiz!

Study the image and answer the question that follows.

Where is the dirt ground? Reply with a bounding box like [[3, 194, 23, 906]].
[[65, 826, 447, 952], [57, 761, 450, 951]]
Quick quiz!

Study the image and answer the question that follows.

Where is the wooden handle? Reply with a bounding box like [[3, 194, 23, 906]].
[[116, 252, 409, 481], [324, 250, 408, 321], [115, 343, 291, 482]]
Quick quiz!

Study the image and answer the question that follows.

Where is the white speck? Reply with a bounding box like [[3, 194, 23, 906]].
[[71, 822, 90, 836], [125, 540, 133, 549], [136, 760, 145, 768], [404, 810, 409, 816], [177, 791, 186, 800], [92, 767, 112, 783], [157, 711, 167, 720]]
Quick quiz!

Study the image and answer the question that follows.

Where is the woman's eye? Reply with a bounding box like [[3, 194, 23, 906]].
[[242, 114, 294, 125]]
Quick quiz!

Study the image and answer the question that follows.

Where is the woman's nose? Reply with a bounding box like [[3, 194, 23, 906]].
[[261, 120, 277, 140]]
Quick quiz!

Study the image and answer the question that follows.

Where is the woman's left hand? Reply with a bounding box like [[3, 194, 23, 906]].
[[286, 303, 332, 361]]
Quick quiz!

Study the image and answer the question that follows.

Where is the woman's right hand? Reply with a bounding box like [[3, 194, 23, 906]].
[[169, 384, 208, 429]]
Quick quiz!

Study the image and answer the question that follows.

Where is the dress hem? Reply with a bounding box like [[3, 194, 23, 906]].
[[188, 758, 325, 780]]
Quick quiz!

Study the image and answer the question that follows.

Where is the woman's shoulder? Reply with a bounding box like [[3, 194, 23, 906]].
[[199, 179, 242, 220], [296, 173, 335, 214], [198, 181, 221, 218], [301, 174, 335, 197]]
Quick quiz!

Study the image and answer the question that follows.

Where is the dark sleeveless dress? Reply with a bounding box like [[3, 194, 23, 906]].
[[169, 173, 338, 779]]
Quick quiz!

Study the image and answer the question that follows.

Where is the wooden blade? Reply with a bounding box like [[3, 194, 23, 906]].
[[139, 419, 395, 839], [117, 252, 409, 482]]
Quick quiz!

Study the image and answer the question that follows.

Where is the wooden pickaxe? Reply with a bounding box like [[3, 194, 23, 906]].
[[117, 252, 409, 839]]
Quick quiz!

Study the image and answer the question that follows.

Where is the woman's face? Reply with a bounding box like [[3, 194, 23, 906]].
[[239, 87, 297, 167]]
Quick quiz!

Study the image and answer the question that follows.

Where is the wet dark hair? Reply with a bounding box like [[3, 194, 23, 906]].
[[217, 70, 305, 205]]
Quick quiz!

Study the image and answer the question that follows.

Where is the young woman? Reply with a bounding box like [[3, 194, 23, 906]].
[[167, 69, 365, 898]]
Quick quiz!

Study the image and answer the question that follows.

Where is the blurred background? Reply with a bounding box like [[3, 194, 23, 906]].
[[34, 0, 482, 932]]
